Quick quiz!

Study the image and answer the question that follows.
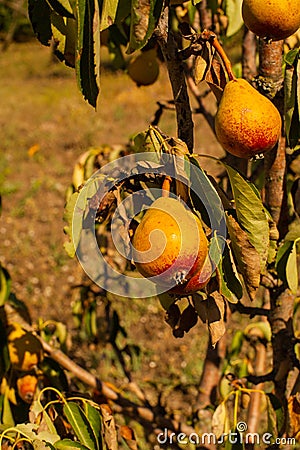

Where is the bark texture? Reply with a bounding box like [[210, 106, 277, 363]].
[[155, 7, 194, 152]]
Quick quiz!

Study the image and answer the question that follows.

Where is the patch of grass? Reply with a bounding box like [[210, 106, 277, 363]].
[[0, 154, 20, 195], [12, 178, 42, 217]]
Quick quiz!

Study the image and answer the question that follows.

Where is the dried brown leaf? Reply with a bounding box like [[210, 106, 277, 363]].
[[226, 213, 261, 301], [120, 425, 138, 450], [194, 42, 212, 85], [194, 55, 208, 85], [165, 303, 181, 329], [100, 403, 118, 450], [288, 394, 300, 438], [205, 57, 226, 102], [193, 291, 226, 346], [173, 303, 198, 338]]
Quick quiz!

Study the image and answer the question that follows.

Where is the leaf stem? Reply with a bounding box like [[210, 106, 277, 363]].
[[201, 30, 236, 81], [162, 176, 172, 197]]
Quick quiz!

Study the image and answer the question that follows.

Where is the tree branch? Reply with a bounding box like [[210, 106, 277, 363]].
[[155, 7, 194, 152]]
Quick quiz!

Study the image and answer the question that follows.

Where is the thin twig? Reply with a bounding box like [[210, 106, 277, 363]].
[[246, 370, 276, 385], [231, 302, 270, 319], [39, 337, 198, 437], [185, 71, 215, 133]]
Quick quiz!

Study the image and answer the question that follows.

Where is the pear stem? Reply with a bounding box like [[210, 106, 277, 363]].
[[211, 37, 236, 82], [162, 176, 172, 197], [201, 30, 236, 82]]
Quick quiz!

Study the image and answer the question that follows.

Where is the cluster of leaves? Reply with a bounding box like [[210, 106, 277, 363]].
[[0, 264, 140, 449], [0, 386, 138, 449], [27, 0, 300, 146], [28, 0, 165, 106], [26, 1, 250, 103], [63, 126, 299, 350]]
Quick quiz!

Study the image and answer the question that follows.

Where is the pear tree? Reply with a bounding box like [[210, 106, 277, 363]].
[[0, 0, 299, 448]]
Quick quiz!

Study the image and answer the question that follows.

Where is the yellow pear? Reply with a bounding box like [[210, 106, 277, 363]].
[[132, 197, 208, 287], [242, 0, 300, 41], [127, 49, 159, 87], [215, 78, 282, 159]]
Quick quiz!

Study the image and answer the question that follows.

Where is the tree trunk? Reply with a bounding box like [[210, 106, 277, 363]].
[[259, 39, 298, 431]]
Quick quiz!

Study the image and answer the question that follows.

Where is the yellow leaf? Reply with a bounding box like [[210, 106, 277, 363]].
[[28, 144, 40, 157]]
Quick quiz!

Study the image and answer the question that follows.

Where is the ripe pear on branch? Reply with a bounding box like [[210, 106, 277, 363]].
[[131, 194, 209, 291], [242, 0, 300, 41], [206, 32, 282, 159], [215, 78, 282, 159]]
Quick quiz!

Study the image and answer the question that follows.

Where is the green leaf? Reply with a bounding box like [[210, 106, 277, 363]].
[[218, 242, 243, 303], [286, 239, 299, 294], [55, 439, 90, 449], [157, 292, 177, 310], [84, 402, 103, 450], [38, 357, 69, 392], [266, 393, 284, 435], [0, 265, 11, 306], [284, 48, 299, 66], [276, 238, 299, 292], [64, 18, 77, 67], [28, 0, 52, 46], [190, 156, 226, 232], [76, 0, 101, 107], [47, 0, 74, 17], [205, 0, 219, 14], [284, 49, 300, 149], [127, 0, 163, 53], [2, 392, 15, 426], [224, 164, 269, 272], [0, 322, 10, 376], [285, 223, 300, 241], [229, 330, 244, 357], [224, 0, 243, 37], [100, 0, 120, 31], [131, 126, 166, 154], [244, 321, 272, 342], [63, 401, 98, 450], [63, 191, 79, 257], [51, 12, 67, 57], [50, 14, 76, 67]]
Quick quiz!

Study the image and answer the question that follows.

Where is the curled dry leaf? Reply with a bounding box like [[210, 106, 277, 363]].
[[194, 41, 212, 85], [120, 425, 138, 450], [226, 213, 261, 301], [165, 303, 181, 329], [205, 57, 226, 103], [173, 303, 198, 338], [100, 404, 118, 450], [193, 291, 226, 347], [288, 394, 300, 438]]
